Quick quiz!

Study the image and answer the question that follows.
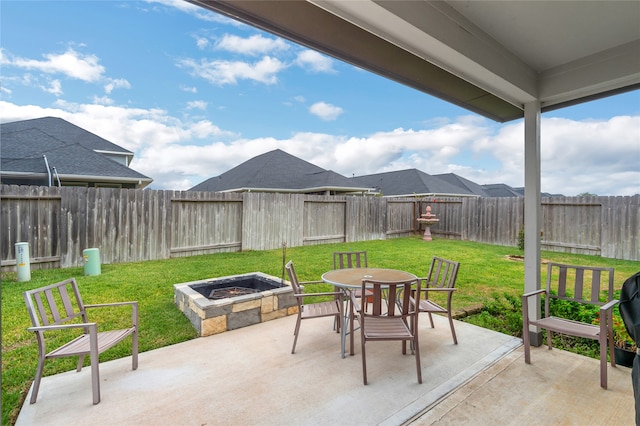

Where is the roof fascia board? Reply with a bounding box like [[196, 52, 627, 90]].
[[56, 174, 152, 184], [539, 39, 640, 108], [222, 186, 375, 193], [187, 0, 523, 122], [386, 192, 480, 198], [1, 171, 152, 187], [315, 0, 537, 106], [0, 171, 48, 177], [94, 149, 134, 157]]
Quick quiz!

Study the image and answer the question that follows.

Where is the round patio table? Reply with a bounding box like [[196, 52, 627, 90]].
[[322, 268, 417, 357]]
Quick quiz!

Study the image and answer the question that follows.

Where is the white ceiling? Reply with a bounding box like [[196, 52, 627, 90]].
[[189, 0, 640, 122]]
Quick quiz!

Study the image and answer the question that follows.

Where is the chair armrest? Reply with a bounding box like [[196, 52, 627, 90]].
[[295, 291, 343, 298], [522, 288, 547, 299], [350, 291, 361, 313], [85, 301, 138, 309], [28, 323, 97, 333], [300, 280, 323, 285], [86, 301, 138, 325], [422, 288, 456, 293], [599, 299, 620, 312]]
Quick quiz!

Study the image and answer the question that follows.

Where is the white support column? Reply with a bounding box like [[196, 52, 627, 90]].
[[524, 100, 543, 346]]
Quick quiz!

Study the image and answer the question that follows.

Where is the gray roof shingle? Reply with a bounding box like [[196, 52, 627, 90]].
[[434, 173, 489, 196], [190, 149, 371, 192], [2, 117, 132, 154], [1, 117, 151, 184], [351, 169, 476, 197]]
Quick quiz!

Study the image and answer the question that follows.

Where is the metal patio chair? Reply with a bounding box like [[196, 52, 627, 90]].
[[354, 277, 422, 385], [413, 256, 461, 344], [334, 251, 373, 309], [522, 262, 617, 389], [285, 260, 343, 354], [24, 278, 138, 404]]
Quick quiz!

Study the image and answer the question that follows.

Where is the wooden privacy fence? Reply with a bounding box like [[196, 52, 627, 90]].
[[1, 185, 638, 270]]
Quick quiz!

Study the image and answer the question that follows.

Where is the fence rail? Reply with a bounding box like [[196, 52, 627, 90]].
[[1, 185, 638, 270]]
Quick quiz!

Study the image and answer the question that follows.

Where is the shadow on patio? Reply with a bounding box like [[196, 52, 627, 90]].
[[16, 314, 634, 425]]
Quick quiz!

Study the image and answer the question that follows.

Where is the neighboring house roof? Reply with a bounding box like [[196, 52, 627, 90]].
[[481, 183, 524, 197], [190, 150, 539, 198], [511, 187, 559, 197], [351, 169, 478, 197], [189, 149, 373, 194], [2, 117, 133, 160], [0, 117, 152, 188], [434, 173, 489, 197]]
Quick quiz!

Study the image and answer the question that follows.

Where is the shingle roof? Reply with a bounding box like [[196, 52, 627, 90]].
[[1, 117, 151, 184], [2, 117, 132, 154], [481, 184, 523, 197], [189, 149, 371, 193], [434, 173, 489, 196], [351, 169, 476, 197]]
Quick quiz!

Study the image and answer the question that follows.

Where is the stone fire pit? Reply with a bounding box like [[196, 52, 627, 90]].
[[174, 272, 297, 337]]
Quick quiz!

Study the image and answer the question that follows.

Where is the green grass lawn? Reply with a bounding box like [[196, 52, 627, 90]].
[[2, 236, 638, 425]]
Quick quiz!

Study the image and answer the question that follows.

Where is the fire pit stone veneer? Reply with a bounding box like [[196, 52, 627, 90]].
[[174, 272, 298, 337]]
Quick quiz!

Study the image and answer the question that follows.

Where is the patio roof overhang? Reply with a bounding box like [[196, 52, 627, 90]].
[[187, 0, 640, 123], [186, 0, 640, 344]]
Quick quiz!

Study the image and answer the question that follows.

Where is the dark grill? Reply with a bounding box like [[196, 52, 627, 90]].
[[208, 286, 259, 300]]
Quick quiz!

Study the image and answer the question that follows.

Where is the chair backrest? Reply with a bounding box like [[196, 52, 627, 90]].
[[24, 278, 88, 328], [425, 256, 459, 289], [544, 263, 615, 312], [285, 261, 303, 304], [362, 278, 420, 318], [333, 251, 368, 269]]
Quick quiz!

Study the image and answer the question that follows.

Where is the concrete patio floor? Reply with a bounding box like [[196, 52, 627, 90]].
[[16, 314, 634, 425]]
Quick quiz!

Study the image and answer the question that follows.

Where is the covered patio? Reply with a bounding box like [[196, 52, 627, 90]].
[[14, 2, 638, 424], [16, 314, 633, 425]]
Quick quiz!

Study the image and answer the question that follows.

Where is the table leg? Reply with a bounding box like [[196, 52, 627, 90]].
[[341, 289, 350, 358], [349, 293, 355, 356]]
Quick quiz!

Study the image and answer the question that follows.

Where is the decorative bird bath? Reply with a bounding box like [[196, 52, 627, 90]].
[[417, 205, 439, 241]]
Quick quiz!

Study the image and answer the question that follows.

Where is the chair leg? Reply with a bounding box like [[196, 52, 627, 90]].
[[523, 320, 531, 364], [600, 338, 608, 389], [132, 330, 139, 370], [89, 330, 101, 404], [428, 312, 435, 328], [448, 314, 458, 344], [361, 339, 368, 385], [29, 359, 45, 404], [76, 354, 85, 372], [291, 315, 302, 354], [414, 337, 422, 384]]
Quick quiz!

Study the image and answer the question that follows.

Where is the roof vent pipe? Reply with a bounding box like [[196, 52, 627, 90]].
[[52, 167, 61, 187], [43, 155, 52, 187]]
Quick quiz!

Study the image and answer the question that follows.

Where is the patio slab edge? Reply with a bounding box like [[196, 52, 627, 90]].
[[380, 336, 523, 426]]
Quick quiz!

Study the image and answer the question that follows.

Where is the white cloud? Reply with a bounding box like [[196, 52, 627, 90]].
[[195, 36, 209, 50], [216, 34, 289, 56], [1, 48, 105, 82], [43, 79, 63, 96], [186, 100, 207, 110], [104, 78, 131, 94], [296, 50, 335, 73], [309, 102, 343, 121], [177, 56, 286, 85], [92, 95, 114, 105]]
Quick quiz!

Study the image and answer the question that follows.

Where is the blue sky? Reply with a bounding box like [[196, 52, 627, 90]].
[[1, 0, 639, 195]]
